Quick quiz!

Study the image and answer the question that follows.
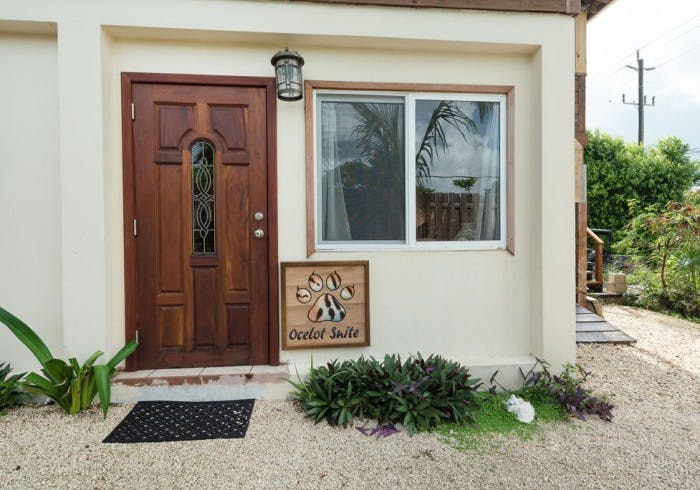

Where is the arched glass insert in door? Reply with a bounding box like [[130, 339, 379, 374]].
[[192, 140, 216, 255]]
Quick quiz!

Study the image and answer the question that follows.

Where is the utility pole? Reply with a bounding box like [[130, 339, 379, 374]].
[[622, 50, 656, 145]]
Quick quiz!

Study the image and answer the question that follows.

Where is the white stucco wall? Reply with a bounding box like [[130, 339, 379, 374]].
[[0, 29, 62, 371], [0, 0, 575, 382]]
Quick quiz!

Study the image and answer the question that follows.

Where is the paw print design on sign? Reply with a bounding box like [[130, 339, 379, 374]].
[[297, 271, 355, 323], [295, 286, 312, 304], [308, 272, 323, 292]]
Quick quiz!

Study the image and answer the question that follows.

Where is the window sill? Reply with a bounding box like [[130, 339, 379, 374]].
[[314, 242, 508, 253]]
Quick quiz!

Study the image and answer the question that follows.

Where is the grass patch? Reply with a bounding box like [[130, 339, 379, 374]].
[[437, 392, 566, 450]]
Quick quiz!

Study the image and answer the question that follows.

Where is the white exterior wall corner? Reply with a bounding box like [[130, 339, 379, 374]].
[[0, 0, 576, 384], [101, 30, 126, 363], [528, 48, 545, 361], [56, 22, 109, 363], [536, 36, 576, 369], [0, 28, 62, 372]]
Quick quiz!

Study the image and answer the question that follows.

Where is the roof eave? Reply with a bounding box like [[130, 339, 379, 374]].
[[583, 0, 616, 20]]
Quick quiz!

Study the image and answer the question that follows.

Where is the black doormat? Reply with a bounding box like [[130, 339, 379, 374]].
[[103, 399, 255, 443]]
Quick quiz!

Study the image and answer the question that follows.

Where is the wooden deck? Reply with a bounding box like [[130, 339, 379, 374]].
[[576, 306, 636, 344]]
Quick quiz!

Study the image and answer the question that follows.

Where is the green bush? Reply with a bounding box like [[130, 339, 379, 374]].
[[616, 189, 700, 318], [287, 353, 481, 434], [0, 362, 26, 415], [585, 131, 699, 237], [622, 264, 662, 308], [0, 307, 138, 418], [516, 359, 613, 422]]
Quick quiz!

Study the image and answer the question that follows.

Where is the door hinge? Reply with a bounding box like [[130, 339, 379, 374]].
[[135, 330, 139, 344], [131, 102, 135, 121], [133, 219, 138, 236]]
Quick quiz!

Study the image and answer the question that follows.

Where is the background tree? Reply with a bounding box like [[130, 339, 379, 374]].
[[585, 130, 699, 238]]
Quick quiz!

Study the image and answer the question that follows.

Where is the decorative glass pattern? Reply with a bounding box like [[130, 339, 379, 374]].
[[192, 141, 216, 255]]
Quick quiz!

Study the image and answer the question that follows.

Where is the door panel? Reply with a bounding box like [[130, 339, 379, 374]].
[[131, 82, 269, 369]]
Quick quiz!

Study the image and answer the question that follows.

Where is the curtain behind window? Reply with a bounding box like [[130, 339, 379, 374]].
[[474, 102, 500, 241], [320, 99, 405, 242], [321, 102, 352, 241]]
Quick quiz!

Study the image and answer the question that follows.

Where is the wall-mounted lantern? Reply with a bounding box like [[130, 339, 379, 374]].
[[271, 48, 305, 101]]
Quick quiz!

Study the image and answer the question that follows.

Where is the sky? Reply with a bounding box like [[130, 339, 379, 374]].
[[587, 0, 700, 158]]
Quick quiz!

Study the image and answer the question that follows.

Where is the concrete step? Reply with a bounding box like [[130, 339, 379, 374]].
[[576, 330, 637, 344], [575, 304, 636, 345], [111, 365, 293, 402]]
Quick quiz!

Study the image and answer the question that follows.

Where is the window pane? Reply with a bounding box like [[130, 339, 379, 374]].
[[192, 140, 216, 255], [319, 98, 405, 242], [415, 100, 500, 242]]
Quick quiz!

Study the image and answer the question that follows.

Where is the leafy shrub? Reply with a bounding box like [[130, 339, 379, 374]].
[[287, 353, 481, 434], [616, 189, 700, 319], [622, 263, 699, 320], [0, 362, 26, 415], [0, 307, 138, 418], [622, 264, 663, 308], [515, 358, 613, 422]]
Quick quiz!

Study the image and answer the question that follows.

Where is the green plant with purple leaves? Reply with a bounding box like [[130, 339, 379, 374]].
[[287, 353, 481, 435], [516, 358, 614, 422]]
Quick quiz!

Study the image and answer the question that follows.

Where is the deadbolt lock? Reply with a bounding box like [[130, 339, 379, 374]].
[[254, 229, 265, 239]]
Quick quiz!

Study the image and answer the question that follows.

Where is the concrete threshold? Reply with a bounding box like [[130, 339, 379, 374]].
[[111, 365, 292, 403]]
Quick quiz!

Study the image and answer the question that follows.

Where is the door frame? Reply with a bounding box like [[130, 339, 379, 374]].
[[121, 72, 279, 370]]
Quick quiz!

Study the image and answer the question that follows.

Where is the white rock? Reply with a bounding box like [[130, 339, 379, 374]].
[[505, 394, 536, 423]]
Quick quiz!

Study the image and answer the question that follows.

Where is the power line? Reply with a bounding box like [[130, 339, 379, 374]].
[[600, 13, 700, 74], [648, 24, 700, 53], [654, 42, 700, 68], [607, 30, 699, 78], [636, 14, 700, 52]]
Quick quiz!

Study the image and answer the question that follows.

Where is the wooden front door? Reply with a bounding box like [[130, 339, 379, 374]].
[[123, 74, 278, 370]]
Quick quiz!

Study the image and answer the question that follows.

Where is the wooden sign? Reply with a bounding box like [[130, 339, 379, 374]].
[[281, 261, 369, 349]]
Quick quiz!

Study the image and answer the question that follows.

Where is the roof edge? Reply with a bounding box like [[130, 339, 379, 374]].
[[288, 0, 582, 16]]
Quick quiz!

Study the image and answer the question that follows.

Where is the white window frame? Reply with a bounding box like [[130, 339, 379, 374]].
[[313, 89, 508, 251]]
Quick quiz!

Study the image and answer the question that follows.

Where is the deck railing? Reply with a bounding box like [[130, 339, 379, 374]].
[[587, 227, 604, 289]]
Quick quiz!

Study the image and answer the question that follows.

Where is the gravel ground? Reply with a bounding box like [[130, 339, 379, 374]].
[[1, 308, 698, 489], [603, 305, 699, 376]]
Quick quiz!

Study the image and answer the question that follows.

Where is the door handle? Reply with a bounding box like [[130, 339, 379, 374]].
[[254, 229, 265, 239], [254, 211, 264, 221]]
